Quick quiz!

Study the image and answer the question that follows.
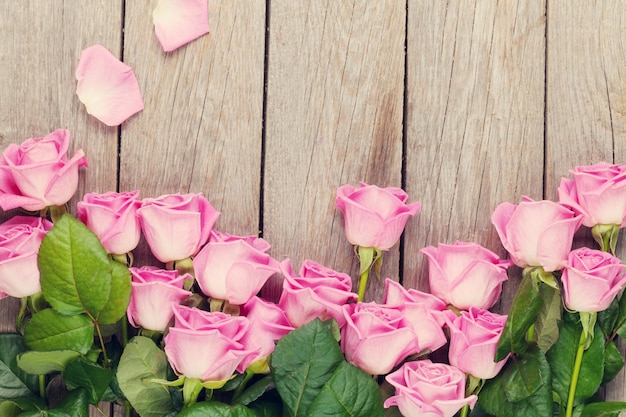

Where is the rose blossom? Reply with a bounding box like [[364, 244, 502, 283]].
[[420, 241, 511, 310], [445, 307, 509, 379], [0, 216, 53, 299], [164, 305, 258, 385], [193, 230, 280, 305], [0, 129, 88, 212], [278, 259, 358, 328], [384, 360, 478, 417], [77, 190, 141, 255], [561, 247, 626, 312], [341, 302, 419, 375], [240, 296, 294, 373], [137, 193, 219, 263], [126, 266, 193, 332], [335, 182, 421, 250], [491, 197, 582, 271], [558, 162, 626, 227], [383, 279, 447, 354]]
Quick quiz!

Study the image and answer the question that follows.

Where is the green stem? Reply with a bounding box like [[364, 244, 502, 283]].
[[93, 321, 110, 368], [357, 267, 369, 302], [38, 374, 45, 401], [460, 404, 470, 417], [565, 329, 587, 417]]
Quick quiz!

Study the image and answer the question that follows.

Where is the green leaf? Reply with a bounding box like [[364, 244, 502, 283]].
[[23, 309, 94, 354], [597, 298, 619, 338], [547, 318, 604, 407], [117, 336, 175, 417], [614, 291, 626, 339], [97, 258, 131, 325], [306, 361, 384, 417], [176, 402, 256, 417], [17, 350, 81, 375], [63, 358, 113, 405], [580, 402, 626, 417], [233, 375, 274, 406], [55, 387, 89, 417], [38, 214, 113, 319], [534, 284, 561, 353], [248, 400, 282, 417], [479, 346, 552, 417], [271, 319, 344, 417], [495, 273, 544, 361], [0, 334, 39, 400], [0, 397, 43, 416], [602, 340, 624, 385]]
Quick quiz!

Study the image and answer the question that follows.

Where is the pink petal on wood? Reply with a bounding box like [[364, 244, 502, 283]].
[[75, 44, 144, 126], [153, 0, 210, 52]]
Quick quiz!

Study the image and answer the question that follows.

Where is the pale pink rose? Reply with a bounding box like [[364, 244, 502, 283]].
[[491, 197, 582, 271], [153, 0, 210, 52], [341, 302, 419, 375], [383, 279, 447, 354], [240, 296, 294, 372], [420, 241, 511, 310], [0, 129, 88, 212], [559, 162, 626, 227], [75, 44, 144, 126], [0, 216, 53, 299], [278, 259, 357, 328], [193, 231, 280, 305], [77, 191, 141, 255], [445, 307, 509, 379], [384, 360, 478, 417], [126, 266, 192, 332], [138, 193, 219, 263], [335, 182, 421, 250], [562, 247, 626, 312], [164, 305, 258, 384]]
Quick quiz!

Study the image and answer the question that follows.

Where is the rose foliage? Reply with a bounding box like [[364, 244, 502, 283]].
[[2, 133, 626, 417]]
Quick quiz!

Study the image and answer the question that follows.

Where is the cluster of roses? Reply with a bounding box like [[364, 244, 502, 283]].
[[2, 127, 626, 417]]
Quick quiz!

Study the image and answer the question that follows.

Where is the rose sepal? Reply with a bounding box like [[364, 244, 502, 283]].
[[591, 223, 620, 254]]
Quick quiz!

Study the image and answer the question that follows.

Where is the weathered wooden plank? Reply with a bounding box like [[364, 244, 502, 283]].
[[546, 0, 626, 403], [263, 0, 406, 302], [0, 2, 123, 415], [121, 0, 265, 242], [403, 0, 546, 310]]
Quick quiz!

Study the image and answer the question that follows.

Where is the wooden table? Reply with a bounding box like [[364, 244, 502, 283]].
[[1, 1, 625, 416]]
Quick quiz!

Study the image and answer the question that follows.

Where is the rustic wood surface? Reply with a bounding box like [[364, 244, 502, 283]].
[[0, 1, 625, 415]]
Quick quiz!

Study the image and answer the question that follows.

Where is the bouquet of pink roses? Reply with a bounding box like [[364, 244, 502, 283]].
[[1, 130, 626, 417]]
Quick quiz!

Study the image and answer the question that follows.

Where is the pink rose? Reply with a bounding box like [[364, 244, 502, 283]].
[[383, 279, 447, 354], [77, 191, 141, 255], [164, 305, 258, 385], [341, 302, 419, 375], [445, 307, 509, 379], [193, 231, 280, 305], [384, 360, 478, 417], [137, 193, 219, 262], [491, 197, 582, 271], [561, 247, 626, 312], [278, 259, 358, 328], [127, 266, 192, 332], [0, 129, 88, 211], [420, 241, 511, 310], [240, 296, 294, 373], [335, 182, 421, 250], [0, 216, 53, 299], [558, 162, 626, 227]]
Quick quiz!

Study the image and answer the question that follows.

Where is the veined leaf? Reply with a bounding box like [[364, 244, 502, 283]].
[[23, 309, 93, 354], [0, 334, 39, 400]]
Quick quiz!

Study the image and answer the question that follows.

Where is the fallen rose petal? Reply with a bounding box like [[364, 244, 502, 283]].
[[153, 0, 210, 52], [75, 44, 144, 126]]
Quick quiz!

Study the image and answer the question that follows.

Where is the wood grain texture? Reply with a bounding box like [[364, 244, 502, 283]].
[[546, 0, 626, 404], [263, 0, 406, 302], [403, 0, 546, 309]]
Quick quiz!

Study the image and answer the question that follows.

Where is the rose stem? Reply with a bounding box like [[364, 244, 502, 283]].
[[565, 329, 586, 417], [357, 268, 369, 302], [459, 404, 470, 417]]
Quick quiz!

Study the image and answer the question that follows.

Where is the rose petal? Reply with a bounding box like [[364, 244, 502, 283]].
[[153, 0, 210, 52], [75, 44, 144, 126]]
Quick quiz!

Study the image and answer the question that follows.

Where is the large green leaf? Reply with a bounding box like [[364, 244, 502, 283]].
[[495, 274, 543, 361], [97, 258, 131, 325], [603, 340, 624, 385], [271, 319, 344, 417], [0, 397, 44, 417], [176, 402, 256, 417], [306, 362, 384, 417], [17, 350, 81, 375], [54, 388, 89, 417], [0, 334, 39, 400], [580, 402, 626, 417], [232, 375, 274, 406], [547, 316, 604, 407], [23, 309, 94, 354], [38, 214, 113, 319], [117, 336, 175, 417], [63, 358, 113, 405], [534, 284, 561, 353]]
